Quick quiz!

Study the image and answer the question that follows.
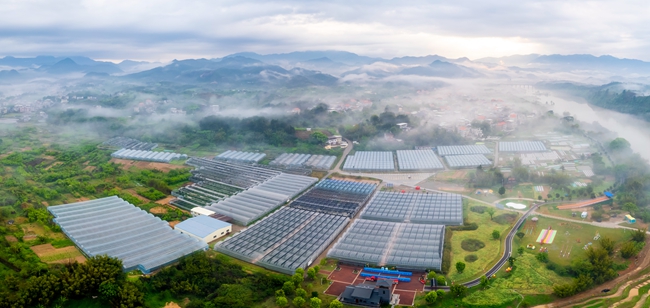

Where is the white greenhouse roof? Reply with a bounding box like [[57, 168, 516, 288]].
[[361, 192, 463, 225], [342, 151, 395, 172], [437, 145, 491, 156], [445, 154, 492, 168], [175, 215, 231, 239], [111, 149, 187, 163], [215, 150, 266, 163], [396, 150, 444, 171], [48, 196, 207, 274], [498, 141, 547, 152]]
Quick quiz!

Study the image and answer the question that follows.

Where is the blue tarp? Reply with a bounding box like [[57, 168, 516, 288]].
[[605, 191, 614, 198], [360, 272, 411, 282], [363, 267, 412, 276]]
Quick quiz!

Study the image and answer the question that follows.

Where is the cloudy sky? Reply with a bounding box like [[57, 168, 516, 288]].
[[1, 0, 648, 61]]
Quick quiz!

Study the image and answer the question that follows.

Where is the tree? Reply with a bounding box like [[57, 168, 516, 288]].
[[621, 242, 639, 259], [282, 281, 295, 296], [609, 138, 631, 151], [486, 207, 496, 220], [508, 256, 516, 267], [436, 275, 446, 286], [498, 186, 506, 196], [295, 268, 305, 276], [516, 232, 525, 240], [492, 230, 501, 240], [450, 284, 467, 298], [307, 268, 316, 280], [436, 289, 445, 298], [538, 195, 542, 200], [111, 282, 145, 308], [313, 265, 320, 274], [427, 272, 437, 280], [276, 296, 288, 307], [213, 284, 253, 308], [632, 228, 647, 242], [536, 252, 549, 263], [310, 297, 322, 308], [309, 132, 328, 144], [425, 290, 438, 303], [296, 288, 307, 298], [275, 289, 286, 298], [599, 237, 615, 255], [553, 283, 577, 298], [479, 276, 489, 289], [455, 262, 466, 273], [329, 299, 344, 308], [293, 297, 306, 308], [518, 247, 524, 255], [292, 273, 304, 287]]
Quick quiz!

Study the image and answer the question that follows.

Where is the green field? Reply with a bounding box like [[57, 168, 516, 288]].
[[448, 201, 519, 283]]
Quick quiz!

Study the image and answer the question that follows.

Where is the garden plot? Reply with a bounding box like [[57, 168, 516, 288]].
[[30, 243, 86, 264]]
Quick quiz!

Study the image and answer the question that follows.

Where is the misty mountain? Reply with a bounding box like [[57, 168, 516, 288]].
[[0, 55, 122, 71], [387, 55, 471, 66], [37, 58, 122, 74], [125, 56, 338, 87], [399, 60, 482, 78], [476, 54, 650, 75], [222, 51, 380, 66], [117, 60, 161, 73], [0, 69, 20, 80]]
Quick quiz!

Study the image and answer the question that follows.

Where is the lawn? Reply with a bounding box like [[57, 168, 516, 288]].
[[514, 215, 632, 266], [447, 200, 519, 283]]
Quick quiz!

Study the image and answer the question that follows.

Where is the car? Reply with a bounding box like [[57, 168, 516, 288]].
[[601, 289, 610, 293]]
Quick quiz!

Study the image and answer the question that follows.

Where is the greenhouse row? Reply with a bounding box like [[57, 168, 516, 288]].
[[289, 179, 377, 217], [304, 155, 336, 170], [102, 137, 158, 151], [171, 180, 243, 211], [499, 141, 547, 152], [361, 192, 463, 225], [111, 149, 187, 163], [396, 150, 444, 171], [317, 179, 377, 196], [437, 144, 491, 156], [253, 173, 318, 199], [215, 207, 349, 275], [215, 150, 266, 163], [342, 151, 395, 172], [48, 196, 208, 274], [327, 219, 445, 271], [203, 188, 289, 225], [445, 154, 492, 168], [186, 158, 280, 189], [270, 153, 312, 167]]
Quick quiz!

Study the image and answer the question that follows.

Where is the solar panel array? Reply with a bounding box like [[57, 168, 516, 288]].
[[343, 151, 395, 172], [290, 179, 377, 217], [102, 137, 158, 151], [215, 150, 266, 163], [437, 145, 491, 156], [269, 153, 336, 170], [203, 174, 317, 225], [111, 149, 187, 163], [361, 192, 463, 225], [48, 196, 207, 274], [215, 207, 349, 274], [327, 220, 445, 270], [187, 158, 280, 188], [499, 141, 547, 152], [396, 150, 444, 171], [445, 154, 492, 168]]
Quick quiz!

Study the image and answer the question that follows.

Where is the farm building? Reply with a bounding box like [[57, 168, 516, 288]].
[[437, 145, 491, 156], [215, 207, 349, 274], [111, 149, 187, 163], [47, 196, 208, 274], [327, 220, 446, 271], [191, 207, 216, 217], [340, 279, 392, 307], [395, 150, 444, 171], [174, 215, 232, 242], [343, 151, 395, 172], [215, 150, 266, 163], [498, 141, 547, 152], [361, 192, 463, 225]]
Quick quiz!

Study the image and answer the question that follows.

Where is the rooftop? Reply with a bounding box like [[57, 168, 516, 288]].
[[175, 215, 231, 238]]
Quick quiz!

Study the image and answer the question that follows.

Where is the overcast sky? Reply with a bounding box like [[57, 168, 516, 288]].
[[1, 0, 648, 62]]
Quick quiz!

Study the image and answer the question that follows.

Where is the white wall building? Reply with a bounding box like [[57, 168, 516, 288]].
[[174, 215, 232, 243]]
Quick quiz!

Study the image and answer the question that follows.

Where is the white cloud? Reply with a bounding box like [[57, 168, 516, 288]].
[[0, 0, 648, 61]]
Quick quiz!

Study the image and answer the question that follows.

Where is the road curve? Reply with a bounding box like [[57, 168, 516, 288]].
[[425, 202, 540, 290]]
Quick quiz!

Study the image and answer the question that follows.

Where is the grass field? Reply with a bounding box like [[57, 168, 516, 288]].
[[514, 215, 632, 266], [448, 200, 519, 283]]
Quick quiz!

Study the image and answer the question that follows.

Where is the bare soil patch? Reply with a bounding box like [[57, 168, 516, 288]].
[[149, 206, 169, 214], [156, 196, 176, 205], [168, 221, 181, 228], [110, 158, 188, 172], [4, 235, 18, 243], [44, 161, 63, 170], [163, 302, 181, 308], [30, 244, 85, 263], [83, 165, 96, 171]]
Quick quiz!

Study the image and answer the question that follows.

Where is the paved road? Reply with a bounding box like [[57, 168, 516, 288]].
[[328, 138, 353, 176]]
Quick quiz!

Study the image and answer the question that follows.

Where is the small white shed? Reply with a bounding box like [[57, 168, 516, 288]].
[[581, 211, 588, 219], [191, 207, 216, 217], [175, 215, 232, 243]]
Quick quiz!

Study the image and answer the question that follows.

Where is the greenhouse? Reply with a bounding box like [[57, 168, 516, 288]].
[[254, 173, 318, 199], [290, 179, 377, 217], [270, 153, 312, 167], [215, 150, 266, 163], [342, 151, 395, 172], [215, 207, 349, 274], [111, 149, 187, 163], [396, 150, 444, 171], [170, 180, 243, 211], [186, 158, 280, 188], [361, 192, 463, 225], [437, 145, 491, 156], [304, 155, 336, 170], [498, 141, 547, 152], [102, 137, 158, 151], [47, 196, 208, 274], [327, 219, 445, 271], [445, 154, 492, 168]]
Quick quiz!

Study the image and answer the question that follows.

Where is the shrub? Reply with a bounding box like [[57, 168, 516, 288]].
[[450, 223, 478, 231], [493, 213, 518, 225], [461, 239, 486, 252], [470, 206, 487, 214], [464, 254, 478, 263]]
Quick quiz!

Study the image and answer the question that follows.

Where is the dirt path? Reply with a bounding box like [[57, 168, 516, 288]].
[[635, 293, 649, 308], [613, 279, 650, 308]]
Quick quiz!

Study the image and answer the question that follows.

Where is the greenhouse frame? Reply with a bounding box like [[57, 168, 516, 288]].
[[304, 155, 337, 170], [327, 219, 445, 271], [290, 179, 377, 217], [47, 196, 208, 274], [215, 207, 349, 274], [396, 150, 444, 171], [102, 137, 158, 151], [342, 151, 395, 172], [445, 154, 492, 168], [171, 180, 243, 211], [361, 192, 463, 225], [186, 158, 280, 188], [215, 150, 266, 163], [437, 145, 491, 156], [498, 141, 547, 152]]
